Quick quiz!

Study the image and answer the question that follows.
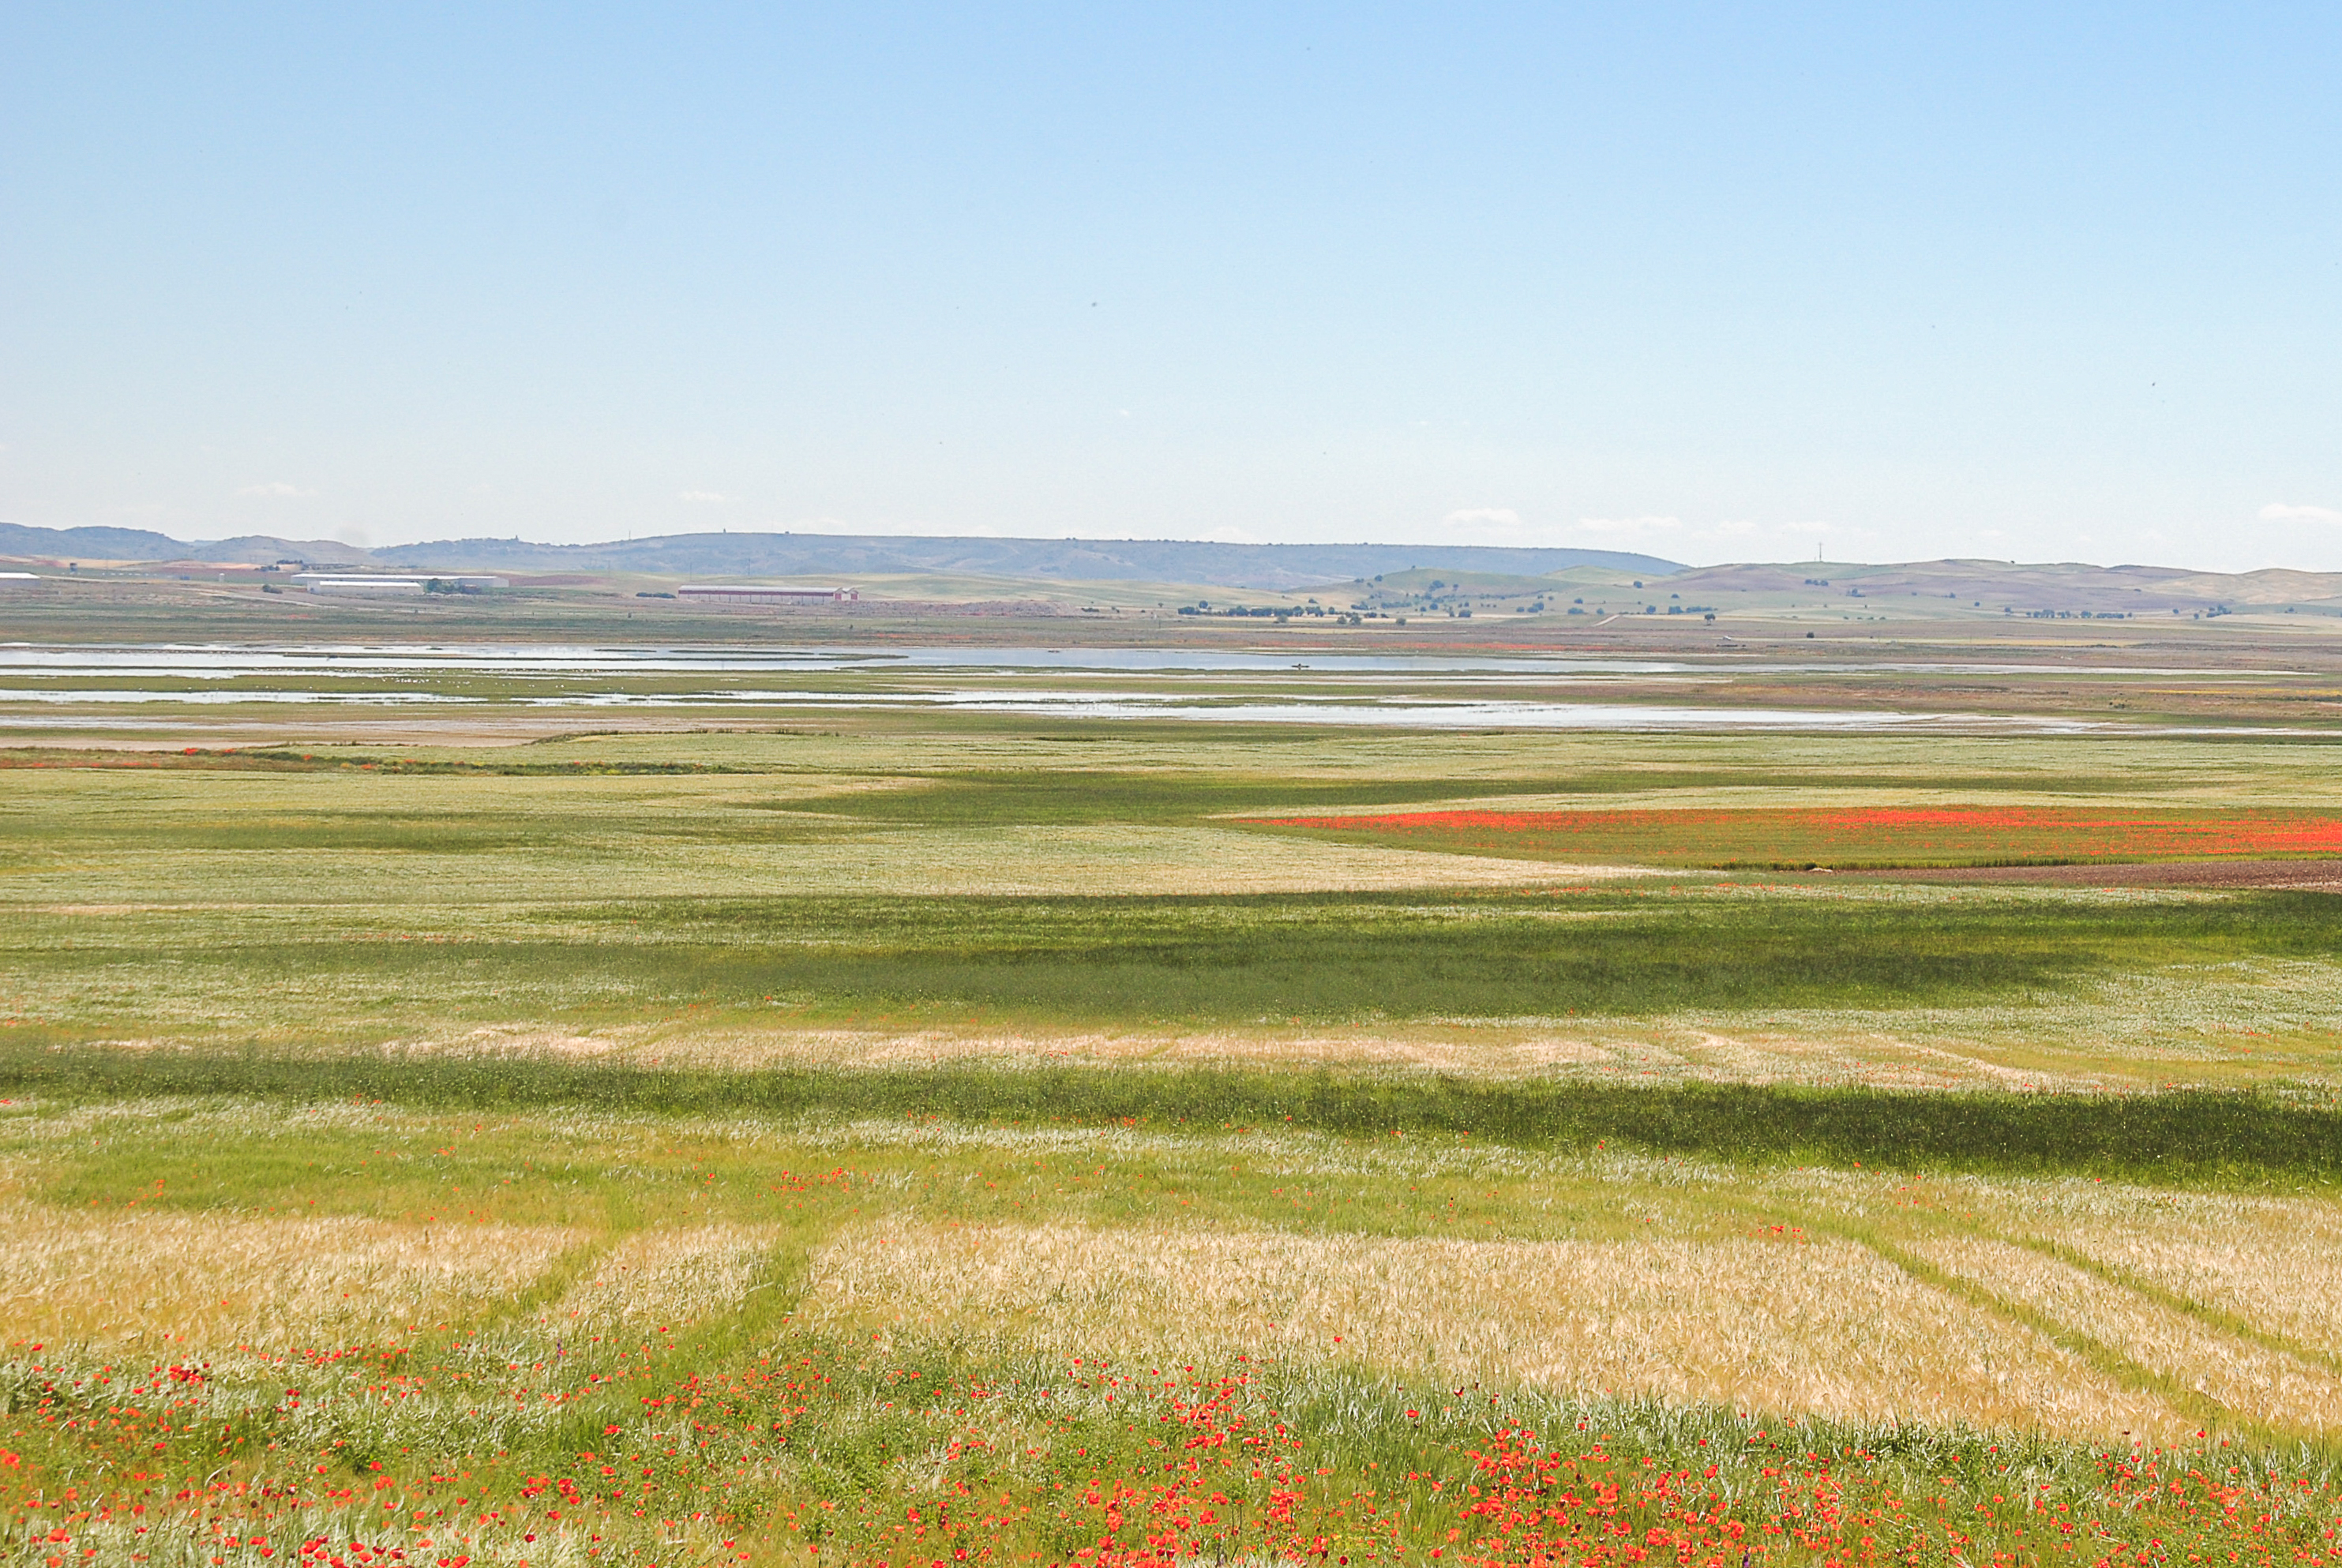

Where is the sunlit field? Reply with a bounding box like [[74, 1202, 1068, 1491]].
[[7, 1105, 2342, 1566], [5, 628, 2342, 1565]]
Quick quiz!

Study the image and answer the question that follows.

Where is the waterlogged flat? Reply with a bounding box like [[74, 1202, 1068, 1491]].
[[0, 640, 2316, 737], [2, 641, 2316, 678], [0, 640, 1695, 677]]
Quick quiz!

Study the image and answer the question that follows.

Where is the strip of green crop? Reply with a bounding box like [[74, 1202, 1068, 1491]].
[[8, 889, 2337, 1029], [2, 1048, 2334, 1187]]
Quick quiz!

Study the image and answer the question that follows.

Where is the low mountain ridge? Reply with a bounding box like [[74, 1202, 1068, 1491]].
[[0, 523, 370, 566], [4, 520, 2338, 610], [1663, 557, 2342, 613], [360, 531, 1685, 588], [0, 523, 1680, 589]]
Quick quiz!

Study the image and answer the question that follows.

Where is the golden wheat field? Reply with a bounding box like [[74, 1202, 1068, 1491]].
[[2, 1105, 2336, 1448]]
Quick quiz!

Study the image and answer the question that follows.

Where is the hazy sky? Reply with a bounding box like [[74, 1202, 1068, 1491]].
[[6, 4, 2340, 569]]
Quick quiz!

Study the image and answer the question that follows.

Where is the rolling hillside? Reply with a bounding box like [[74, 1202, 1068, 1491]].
[[5, 519, 2340, 614]]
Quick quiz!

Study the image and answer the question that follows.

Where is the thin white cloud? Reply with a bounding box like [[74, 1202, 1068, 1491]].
[[1574, 515, 1683, 537], [784, 516, 1008, 538], [238, 481, 315, 498], [1438, 510, 1861, 558], [2261, 502, 2342, 526], [678, 490, 730, 503], [1675, 517, 1854, 557], [1434, 508, 1536, 545]]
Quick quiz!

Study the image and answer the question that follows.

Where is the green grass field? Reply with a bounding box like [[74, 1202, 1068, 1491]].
[[6, 641, 2342, 1565], [9, 882, 2342, 1041]]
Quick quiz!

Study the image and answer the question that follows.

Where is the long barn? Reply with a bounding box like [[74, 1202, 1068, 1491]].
[[676, 584, 860, 604]]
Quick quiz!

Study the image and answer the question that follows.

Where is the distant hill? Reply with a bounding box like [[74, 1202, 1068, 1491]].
[[0, 522, 1680, 588], [0, 523, 370, 566], [1664, 557, 2342, 613], [6, 520, 2340, 610], [361, 532, 1687, 589]]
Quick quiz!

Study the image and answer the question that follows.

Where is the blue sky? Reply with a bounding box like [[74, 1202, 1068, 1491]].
[[4, 3, 2340, 568]]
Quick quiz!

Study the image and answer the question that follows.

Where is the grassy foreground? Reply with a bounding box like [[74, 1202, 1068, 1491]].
[[8, 715, 2342, 1564], [4, 1093, 2342, 1568]]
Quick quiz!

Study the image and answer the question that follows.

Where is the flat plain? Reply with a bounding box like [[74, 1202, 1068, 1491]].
[[3, 587, 2342, 1566]]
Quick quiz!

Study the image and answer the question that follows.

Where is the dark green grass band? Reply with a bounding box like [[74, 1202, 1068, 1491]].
[[2, 1048, 2333, 1186], [13, 889, 2339, 1021]]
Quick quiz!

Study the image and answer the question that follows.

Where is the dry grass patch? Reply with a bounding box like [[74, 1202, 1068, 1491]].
[[1942, 1186, 2342, 1365], [400, 1017, 2135, 1090], [796, 1220, 2183, 1442], [0, 819, 1642, 906], [1907, 1235, 2342, 1435], [0, 1199, 578, 1351], [755, 825, 1644, 896], [537, 1224, 779, 1337], [1657, 1026, 2107, 1092]]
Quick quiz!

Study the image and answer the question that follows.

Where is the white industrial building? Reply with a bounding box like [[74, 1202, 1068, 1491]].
[[293, 574, 507, 596], [676, 584, 859, 605]]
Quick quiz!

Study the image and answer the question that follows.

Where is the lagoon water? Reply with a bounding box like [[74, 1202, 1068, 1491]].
[[0, 640, 2286, 680], [0, 641, 2288, 733], [0, 641, 1691, 678]]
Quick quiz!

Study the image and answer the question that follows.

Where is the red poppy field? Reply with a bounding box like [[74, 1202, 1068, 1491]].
[[6, 1343, 2340, 1568], [1241, 807, 2342, 868]]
